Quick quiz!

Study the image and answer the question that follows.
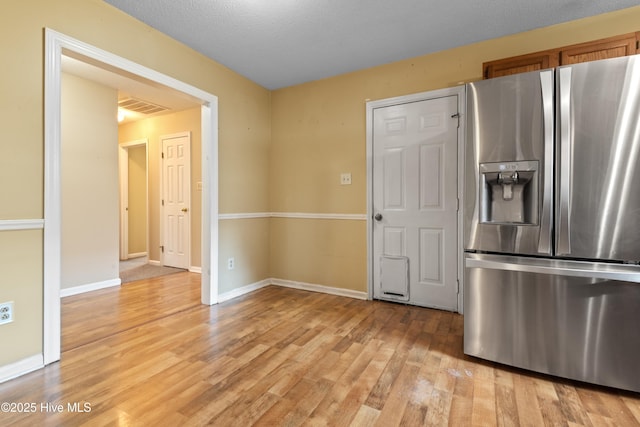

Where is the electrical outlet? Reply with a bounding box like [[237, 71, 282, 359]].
[[0, 302, 14, 325], [340, 173, 352, 185], [228, 257, 235, 270]]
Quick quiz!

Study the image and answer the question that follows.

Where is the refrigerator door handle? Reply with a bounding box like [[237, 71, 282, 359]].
[[465, 254, 640, 283], [557, 67, 572, 255], [538, 70, 554, 255]]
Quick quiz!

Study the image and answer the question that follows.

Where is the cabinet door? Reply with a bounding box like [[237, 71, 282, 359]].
[[483, 51, 559, 79], [560, 33, 639, 64], [483, 32, 640, 80]]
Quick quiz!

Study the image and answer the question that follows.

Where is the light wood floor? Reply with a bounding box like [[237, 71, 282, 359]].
[[1, 272, 639, 426]]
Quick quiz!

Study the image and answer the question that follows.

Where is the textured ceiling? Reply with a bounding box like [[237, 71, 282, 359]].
[[103, 0, 639, 90]]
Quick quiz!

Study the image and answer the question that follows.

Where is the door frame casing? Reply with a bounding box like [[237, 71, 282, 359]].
[[44, 28, 219, 365], [365, 86, 466, 313]]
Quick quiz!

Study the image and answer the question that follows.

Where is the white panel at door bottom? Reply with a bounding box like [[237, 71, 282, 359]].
[[380, 255, 409, 300]]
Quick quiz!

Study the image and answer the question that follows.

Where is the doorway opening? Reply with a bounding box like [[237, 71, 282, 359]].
[[118, 138, 182, 285], [44, 29, 219, 365], [119, 139, 149, 263]]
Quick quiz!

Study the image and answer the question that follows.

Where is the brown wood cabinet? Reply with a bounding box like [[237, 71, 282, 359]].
[[483, 51, 559, 79], [483, 32, 639, 79]]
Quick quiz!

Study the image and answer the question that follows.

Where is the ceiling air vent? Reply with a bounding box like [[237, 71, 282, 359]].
[[118, 97, 169, 115]]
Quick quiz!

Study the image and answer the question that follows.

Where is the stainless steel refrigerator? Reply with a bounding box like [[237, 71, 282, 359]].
[[464, 55, 640, 393]]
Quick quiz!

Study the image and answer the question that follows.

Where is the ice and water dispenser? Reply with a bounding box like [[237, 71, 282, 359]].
[[479, 161, 539, 225]]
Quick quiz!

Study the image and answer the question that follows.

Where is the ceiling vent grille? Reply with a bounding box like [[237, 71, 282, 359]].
[[118, 97, 169, 115]]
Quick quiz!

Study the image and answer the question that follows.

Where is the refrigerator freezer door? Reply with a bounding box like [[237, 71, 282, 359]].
[[556, 55, 640, 262], [465, 70, 554, 256], [464, 253, 640, 393]]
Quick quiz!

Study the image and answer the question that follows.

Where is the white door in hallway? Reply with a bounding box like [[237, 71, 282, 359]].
[[162, 132, 191, 269], [372, 96, 459, 310]]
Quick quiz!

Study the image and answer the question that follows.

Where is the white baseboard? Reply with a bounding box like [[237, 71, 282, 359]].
[[271, 278, 368, 300], [60, 278, 121, 298], [58, 274, 366, 303], [218, 212, 367, 221], [218, 279, 271, 303], [0, 354, 43, 384], [219, 278, 368, 303], [127, 252, 147, 259], [147, 259, 198, 272]]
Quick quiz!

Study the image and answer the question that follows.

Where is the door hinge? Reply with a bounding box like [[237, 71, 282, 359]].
[[451, 112, 460, 128], [161, 152, 165, 159], [456, 198, 460, 211], [162, 199, 164, 206], [160, 245, 164, 253]]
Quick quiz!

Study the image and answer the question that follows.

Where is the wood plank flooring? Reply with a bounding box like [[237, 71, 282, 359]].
[[0, 272, 639, 426]]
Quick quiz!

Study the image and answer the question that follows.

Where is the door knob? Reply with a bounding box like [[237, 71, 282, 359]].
[[181, 208, 189, 213], [374, 213, 383, 221]]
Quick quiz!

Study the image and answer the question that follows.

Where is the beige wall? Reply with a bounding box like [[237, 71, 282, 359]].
[[269, 218, 366, 291], [1, 0, 270, 368], [61, 73, 119, 289], [269, 6, 640, 292], [219, 219, 270, 294], [0, 231, 43, 366]]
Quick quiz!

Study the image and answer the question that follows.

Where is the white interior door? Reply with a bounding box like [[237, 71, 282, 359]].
[[372, 96, 459, 310], [162, 132, 191, 269]]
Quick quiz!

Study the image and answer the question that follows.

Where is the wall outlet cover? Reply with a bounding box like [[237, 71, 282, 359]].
[[340, 173, 352, 185], [0, 301, 14, 325]]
